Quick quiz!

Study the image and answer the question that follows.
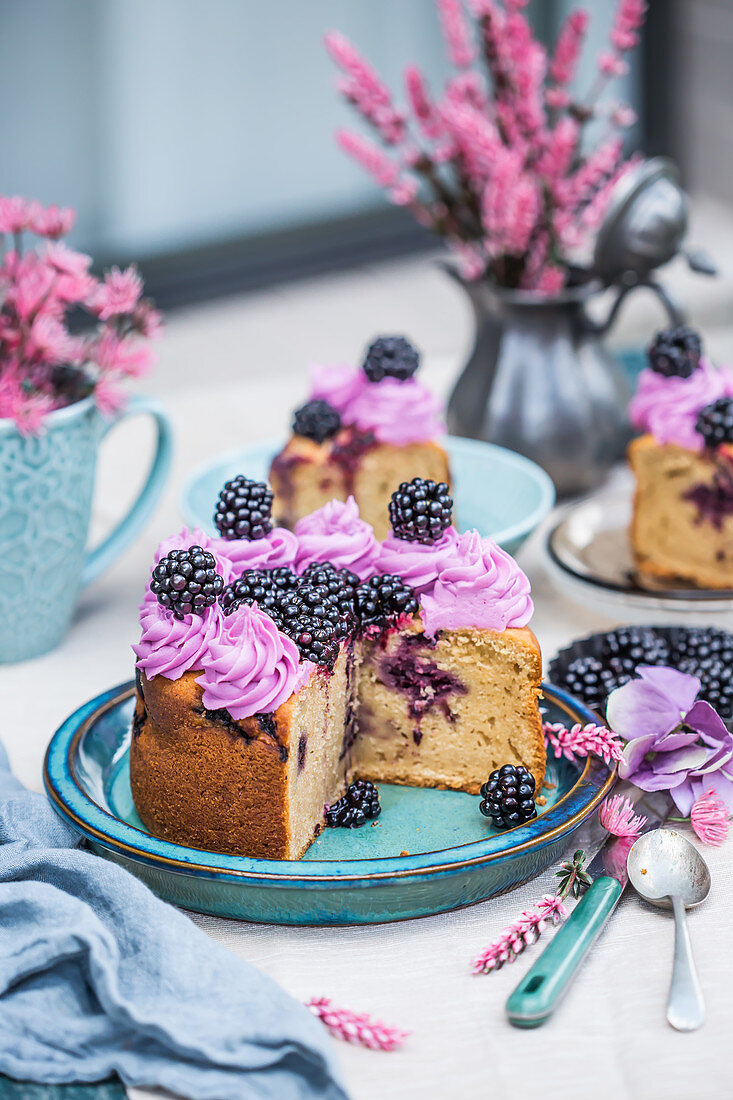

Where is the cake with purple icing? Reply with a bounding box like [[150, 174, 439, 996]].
[[628, 326, 733, 588], [269, 335, 451, 540], [130, 476, 543, 860]]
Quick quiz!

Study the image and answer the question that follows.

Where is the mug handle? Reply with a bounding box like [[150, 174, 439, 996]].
[[80, 394, 173, 588]]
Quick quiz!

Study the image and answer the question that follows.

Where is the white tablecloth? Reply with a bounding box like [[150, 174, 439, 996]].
[[3, 302, 732, 1099]]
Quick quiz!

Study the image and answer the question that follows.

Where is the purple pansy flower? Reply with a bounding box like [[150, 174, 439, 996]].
[[607, 666, 733, 815]]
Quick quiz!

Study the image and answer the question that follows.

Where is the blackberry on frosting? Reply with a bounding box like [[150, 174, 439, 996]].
[[648, 325, 702, 379], [696, 396, 733, 448], [292, 399, 341, 444], [355, 574, 418, 630], [362, 335, 420, 383], [220, 566, 297, 616], [388, 478, 453, 544], [214, 476, 273, 541], [150, 546, 224, 620]]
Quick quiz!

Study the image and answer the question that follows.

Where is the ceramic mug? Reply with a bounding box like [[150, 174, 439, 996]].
[[0, 393, 172, 662]]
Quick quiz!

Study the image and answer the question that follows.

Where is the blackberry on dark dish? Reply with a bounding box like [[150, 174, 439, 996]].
[[388, 478, 453, 544], [648, 325, 702, 379], [355, 574, 419, 631], [214, 476, 273, 541], [696, 397, 733, 449], [362, 335, 420, 383], [150, 546, 223, 620], [560, 655, 621, 714], [292, 399, 341, 444], [479, 764, 537, 830], [325, 780, 381, 828], [220, 566, 297, 615], [605, 626, 671, 666]]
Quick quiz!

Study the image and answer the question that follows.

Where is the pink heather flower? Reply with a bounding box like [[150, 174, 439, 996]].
[[481, 149, 540, 257], [442, 101, 501, 182], [543, 721, 624, 768], [390, 178, 419, 206], [450, 239, 486, 280], [545, 87, 571, 109], [611, 103, 637, 128], [599, 794, 648, 838], [326, 31, 405, 144], [549, 10, 589, 87], [444, 71, 488, 113], [531, 264, 566, 295], [337, 129, 400, 188], [472, 893, 568, 975], [610, 0, 647, 53], [437, 0, 476, 68], [94, 374, 127, 417], [306, 997, 409, 1052], [92, 265, 143, 319], [537, 116, 579, 181], [404, 66, 444, 141], [31, 203, 75, 239], [690, 789, 730, 847], [598, 51, 628, 78]]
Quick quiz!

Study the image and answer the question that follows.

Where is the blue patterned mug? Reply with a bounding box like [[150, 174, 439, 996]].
[[0, 394, 172, 662]]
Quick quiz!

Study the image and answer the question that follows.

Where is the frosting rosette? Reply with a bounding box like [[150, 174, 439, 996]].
[[294, 495, 380, 579], [419, 529, 533, 638], [376, 526, 461, 595], [197, 603, 314, 719], [629, 359, 733, 452], [212, 526, 298, 578], [133, 601, 224, 681], [307, 362, 445, 445]]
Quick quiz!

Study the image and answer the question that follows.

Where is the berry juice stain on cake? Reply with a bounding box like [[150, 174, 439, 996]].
[[378, 633, 467, 742], [297, 733, 308, 772], [329, 427, 378, 495], [683, 459, 733, 532]]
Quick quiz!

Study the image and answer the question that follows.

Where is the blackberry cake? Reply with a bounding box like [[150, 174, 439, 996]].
[[269, 336, 451, 540], [131, 478, 544, 860], [628, 326, 733, 588]]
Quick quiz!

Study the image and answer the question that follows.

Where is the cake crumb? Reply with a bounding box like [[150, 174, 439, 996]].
[[399, 850, 410, 857], [641, 868, 647, 875], [543, 779, 557, 790], [536, 795, 547, 806]]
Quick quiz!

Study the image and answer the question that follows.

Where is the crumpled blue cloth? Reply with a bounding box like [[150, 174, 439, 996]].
[[0, 742, 347, 1100]]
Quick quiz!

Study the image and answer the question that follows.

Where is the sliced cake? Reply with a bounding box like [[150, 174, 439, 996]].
[[629, 326, 733, 588], [269, 336, 451, 539], [131, 476, 544, 860]]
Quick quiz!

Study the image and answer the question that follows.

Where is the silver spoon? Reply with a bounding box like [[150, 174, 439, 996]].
[[627, 828, 711, 1032]]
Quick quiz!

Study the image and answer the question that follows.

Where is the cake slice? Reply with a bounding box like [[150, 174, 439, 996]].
[[628, 326, 733, 588], [269, 336, 451, 540]]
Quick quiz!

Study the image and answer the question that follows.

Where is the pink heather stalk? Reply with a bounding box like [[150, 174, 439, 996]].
[[336, 130, 400, 188], [543, 721, 624, 768], [530, 264, 565, 294], [548, 10, 589, 88], [444, 71, 489, 113], [325, 31, 405, 144], [611, 0, 647, 53], [556, 136, 624, 213], [306, 997, 410, 1052], [437, 0, 476, 68], [536, 116, 579, 182], [690, 789, 730, 847], [610, 102, 637, 129], [482, 149, 540, 258], [472, 893, 567, 974], [441, 102, 502, 183], [450, 239, 486, 279], [599, 794, 648, 838], [404, 66, 445, 141], [598, 51, 628, 78]]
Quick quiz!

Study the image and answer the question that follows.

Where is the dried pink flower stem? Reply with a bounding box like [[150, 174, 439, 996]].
[[543, 720, 624, 768], [472, 893, 568, 974], [306, 997, 410, 1051]]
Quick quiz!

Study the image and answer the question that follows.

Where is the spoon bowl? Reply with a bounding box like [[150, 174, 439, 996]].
[[627, 828, 710, 1032], [628, 828, 711, 909]]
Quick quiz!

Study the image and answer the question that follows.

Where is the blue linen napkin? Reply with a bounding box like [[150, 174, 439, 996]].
[[0, 742, 348, 1100]]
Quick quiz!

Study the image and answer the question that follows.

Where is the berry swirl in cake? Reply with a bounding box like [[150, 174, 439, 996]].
[[130, 476, 543, 860], [628, 326, 733, 587], [269, 335, 451, 539]]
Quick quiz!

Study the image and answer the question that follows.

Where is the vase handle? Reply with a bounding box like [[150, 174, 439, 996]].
[[593, 277, 686, 337], [80, 395, 173, 589]]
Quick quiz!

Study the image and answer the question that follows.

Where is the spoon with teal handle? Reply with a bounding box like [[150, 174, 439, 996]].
[[506, 792, 669, 1028], [627, 828, 710, 1031]]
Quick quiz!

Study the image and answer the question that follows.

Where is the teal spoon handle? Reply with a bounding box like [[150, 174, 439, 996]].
[[506, 875, 622, 1028]]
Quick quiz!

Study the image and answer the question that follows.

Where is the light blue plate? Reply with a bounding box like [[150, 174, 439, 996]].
[[44, 682, 614, 925], [180, 436, 555, 555]]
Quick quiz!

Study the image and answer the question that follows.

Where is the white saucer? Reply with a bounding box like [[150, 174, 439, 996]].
[[544, 480, 733, 625]]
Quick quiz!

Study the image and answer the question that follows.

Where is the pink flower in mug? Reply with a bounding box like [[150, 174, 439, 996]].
[[93, 330, 153, 377], [131, 299, 164, 340], [31, 204, 76, 239], [0, 195, 42, 235], [91, 265, 144, 319], [5, 259, 57, 321], [43, 243, 97, 304], [94, 374, 127, 417], [25, 314, 78, 365]]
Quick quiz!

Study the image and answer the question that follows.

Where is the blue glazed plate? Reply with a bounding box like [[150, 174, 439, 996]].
[[44, 682, 614, 925], [180, 436, 555, 556]]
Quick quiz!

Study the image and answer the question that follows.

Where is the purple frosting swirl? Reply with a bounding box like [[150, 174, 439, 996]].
[[133, 601, 224, 681], [294, 496, 380, 579], [211, 527, 298, 578], [376, 526, 461, 595], [629, 359, 733, 451], [419, 530, 534, 638], [308, 362, 445, 445], [197, 603, 314, 719]]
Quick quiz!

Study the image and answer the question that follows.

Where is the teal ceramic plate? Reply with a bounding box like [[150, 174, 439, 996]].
[[44, 682, 613, 926], [180, 436, 555, 556]]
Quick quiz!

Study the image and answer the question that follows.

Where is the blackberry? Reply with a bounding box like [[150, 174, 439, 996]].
[[325, 779, 381, 828], [355, 574, 419, 631], [214, 476, 273, 541], [274, 591, 341, 668], [560, 655, 621, 714], [388, 478, 453, 544], [297, 582, 354, 639], [696, 397, 733, 449], [220, 566, 297, 615], [362, 335, 420, 383], [150, 546, 224, 620], [292, 399, 341, 444], [301, 561, 359, 617], [648, 325, 702, 379], [605, 626, 671, 666], [479, 764, 537, 830], [672, 627, 733, 714]]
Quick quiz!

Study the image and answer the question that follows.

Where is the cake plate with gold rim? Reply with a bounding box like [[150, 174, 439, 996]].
[[44, 681, 615, 926]]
